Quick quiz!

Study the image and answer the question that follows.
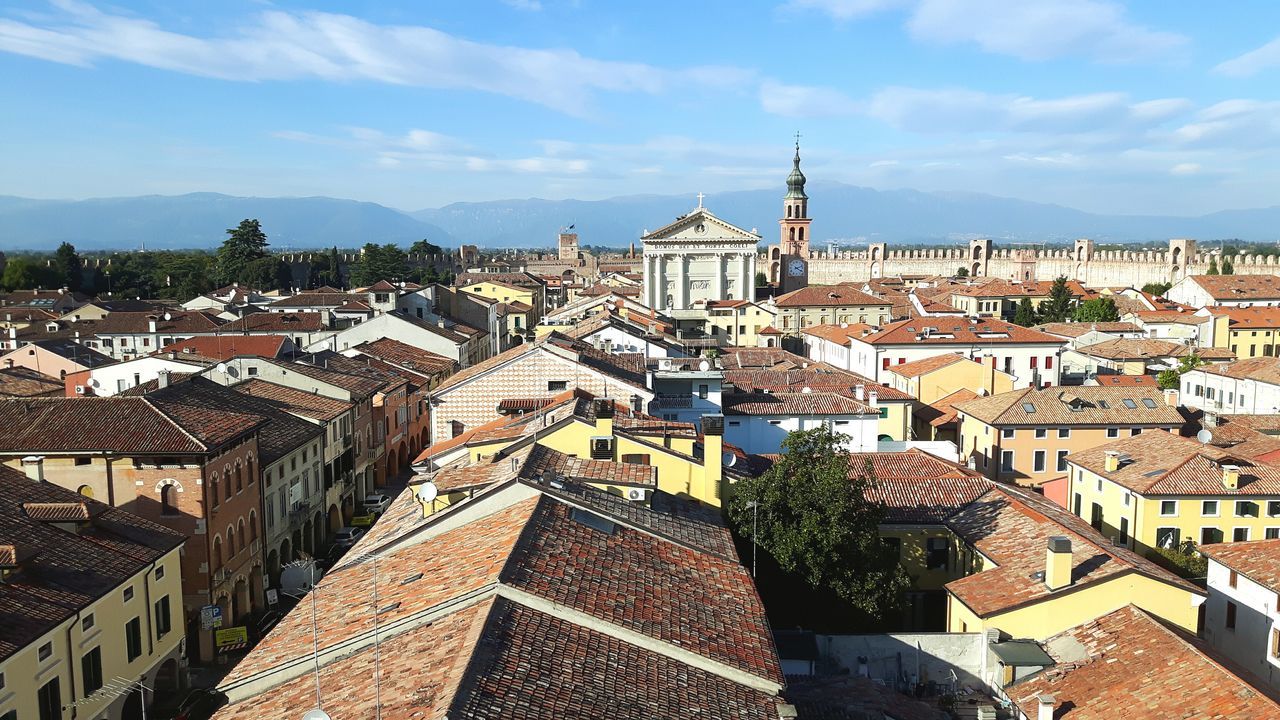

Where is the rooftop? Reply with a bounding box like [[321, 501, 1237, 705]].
[[1212, 305, 1280, 329], [1033, 321, 1142, 338], [218, 312, 329, 333], [1199, 356, 1280, 385], [801, 323, 877, 345], [859, 317, 1066, 346], [1076, 338, 1233, 361], [1191, 273, 1280, 300], [773, 284, 888, 308], [883, 352, 971, 378], [1201, 539, 1280, 596], [954, 386, 1184, 426], [1067, 430, 1280, 496], [852, 449, 991, 523], [232, 378, 352, 421], [349, 337, 457, 376], [159, 334, 290, 361], [0, 366, 64, 397]]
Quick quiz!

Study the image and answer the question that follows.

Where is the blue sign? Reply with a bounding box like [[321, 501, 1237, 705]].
[[200, 604, 223, 630]]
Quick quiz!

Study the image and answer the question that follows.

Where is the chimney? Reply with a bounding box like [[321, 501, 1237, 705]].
[[21, 456, 44, 483], [701, 414, 725, 503], [1103, 450, 1120, 473], [156, 369, 171, 389], [868, 390, 878, 407], [594, 398, 615, 437], [1222, 464, 1240, 490], [1037, 694, 1055, 720], [148, 318, 157, 333], [1045, 536, 1072, 591], [855, 384, 865, 401]]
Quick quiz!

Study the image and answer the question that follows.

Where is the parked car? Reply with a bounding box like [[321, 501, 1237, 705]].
[[363, 493, 393, 515], [332, 526, 364, 548]]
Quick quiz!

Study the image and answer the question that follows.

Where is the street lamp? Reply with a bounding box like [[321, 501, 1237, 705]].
[[745, 500, 759, 578]]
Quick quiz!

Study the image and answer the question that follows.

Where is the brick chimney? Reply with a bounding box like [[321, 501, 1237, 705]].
[[701, 414, 725, 503], [1045, 536, 1072, 591]]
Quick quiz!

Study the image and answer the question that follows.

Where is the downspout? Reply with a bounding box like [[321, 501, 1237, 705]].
[[105, 453, 116, 508], [64, 609, 82, 719]]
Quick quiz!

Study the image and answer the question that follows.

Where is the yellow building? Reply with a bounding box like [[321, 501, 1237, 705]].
[[885, 353, 1015, 404], [459, 278, 543, 323], [700, 299, 776, 348], [0, 464, 187, 720], [1065, 430, 1280, 556], [768, 284, 893, 336], [946, 279, 1090, 321], [413, 391, 735, 508], [955, 386, 1187, 487], [1208, 306, 1280, 358], [864, 453, 1204, 639]]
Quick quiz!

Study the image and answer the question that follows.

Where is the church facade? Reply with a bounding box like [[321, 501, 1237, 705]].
[[641, 196, 760, 311]]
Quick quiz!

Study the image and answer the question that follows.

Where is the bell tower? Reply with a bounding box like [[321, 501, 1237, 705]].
[[779, 134, 811, 294]]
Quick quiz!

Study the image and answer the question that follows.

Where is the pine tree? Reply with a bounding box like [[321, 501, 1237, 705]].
[[1038, 276, 1074, 323], [1013, 297, 1039, 327], [1222, 257, 1235, 275], [215, 219, 270, 286], [1207, 257, 1220, 275], [53, 242, 83, 292]]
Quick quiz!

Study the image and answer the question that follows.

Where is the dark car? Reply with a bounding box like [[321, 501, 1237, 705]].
[[173, 689, 227, 720]]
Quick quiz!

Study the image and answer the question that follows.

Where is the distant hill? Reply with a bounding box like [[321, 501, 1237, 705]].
[[1, 186, 1278, 251], [0, 193, 454, 251]]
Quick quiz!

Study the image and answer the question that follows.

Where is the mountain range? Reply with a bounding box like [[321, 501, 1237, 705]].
[[1, 184, 1278, 251]]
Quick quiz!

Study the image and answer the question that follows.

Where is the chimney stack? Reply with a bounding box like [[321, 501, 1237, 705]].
[[157, 370, 170, 389], [1045, 536, 1072, 591], [1103, 450, 1120, 473], [594, 398, 615, 437], [1222, 464, 1240, 490], [701, 414, 725, 503], [868, 390, 878, 407], [148, 318, 158, 333], [21, 456, 44, 483], [1164, 388, 1179, 407], [855, 384, 865, 401], [1037, 694, 1055, 720]]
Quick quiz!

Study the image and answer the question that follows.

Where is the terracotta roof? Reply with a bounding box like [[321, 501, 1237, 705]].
[[265, 292, 352, 308], [0, 464, 184, 662], [1067, 430, 1280, 496], [283, 357, 389, 398], [1199, 356, 1280, 385], [334, 300, 373, 313], [774, 284, 889, 308], [720, 346, 815, 369], [435, 331, 646, 394], [916, 388, 979, 428], [0, 397, 265, 454], [851, 450, 991, 523], [0, 367, 64, 397], [1129, 309, 1210, 324], [456, 271, 545, 289], [883, 352, 969, 378], [1077, 338, 1231, 362], [1201, 539, 1280, 595], [801, 323, 877, 345], [87, 310, 224, 335], [1213, 305, 1280, 329], [219, 312, 328, 333], [859, 317, 1066, 346], [6, 339, 115, 368], [1092, 373, 1157, 386], [725, 367, 912, 401], [231, 379, 351, 421], [159, 334, 289, 361], [944, 483, 1199, 618], [350, 337, 457, 376], [1034, 321, 1142, 338], [723, 391, 875, 416], [1190, 274, 1280, 300], [956, 386, 1183, 426], [948, 279, 1090, 299], [1009, 605, 1280, 720], [363, 279, 399, 292]]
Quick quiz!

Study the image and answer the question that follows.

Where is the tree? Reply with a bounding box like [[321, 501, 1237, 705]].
[[755, 271, 768, 287], [1013, 298, 1039, 327], [1037, 276, 1074, 323], [349, 243, 409, 286], [1, 258, 42, 291], [956, 266, 969, 278], [409, 239, 444, 256], [53, 242, 83, 291], [307, 249, 343, 289], [1222, 257, 1235, 275], [726, 425, 909, 618], [1141, 281, 1172, 296], [1206, 257, 1220, 275], [1073, 297, 1120, 323], [239, 256, 293, 292], [215, 219, 270, 286], [1158, 351, 1206, 390]]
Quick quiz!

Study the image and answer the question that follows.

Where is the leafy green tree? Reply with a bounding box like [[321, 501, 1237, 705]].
[[1037, 276, 1074, 323], [240, 256, 292, 292], [726, 425, 909, 618], [1206, 257, 1220, 275], [350, 243, 409, 286], [409, 239, 444, 255], [1012, 297, 1039, 327], [1222, 257, 1235, 275], [956, 266, 969, 278], [1073, 297, 1120, 323], [215, 219, 270, 285], [1158, 352, 1206, 390], [53, 242, 83, 291], [755, 271, 768, 287], [1141, 282, 1172, 296], [1, 258, 42, 291]]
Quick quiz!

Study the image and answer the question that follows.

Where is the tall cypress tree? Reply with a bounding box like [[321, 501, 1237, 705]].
[[1038, 277, 1074, 323]]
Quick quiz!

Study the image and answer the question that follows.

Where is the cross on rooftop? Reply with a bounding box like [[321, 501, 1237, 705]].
[[696, 192, 705, 208]]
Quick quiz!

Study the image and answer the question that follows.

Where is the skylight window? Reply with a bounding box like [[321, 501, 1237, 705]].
[[570, 507, 616, 535], [1098, 400, 1110, 409], [1122, 399, 1138, 409], [1022, 403, 1037, 414], [1141, 398, 1158, 409]]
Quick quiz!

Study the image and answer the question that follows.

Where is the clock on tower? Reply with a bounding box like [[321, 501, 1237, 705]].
[[788, 259, 806, 276]]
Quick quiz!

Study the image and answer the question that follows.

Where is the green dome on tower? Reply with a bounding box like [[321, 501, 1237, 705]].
[[785, 142, 807, 200]]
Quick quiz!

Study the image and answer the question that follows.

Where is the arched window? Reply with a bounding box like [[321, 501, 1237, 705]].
[[224, 470, 233, 502], [77, 484, 94, 499], [786, 206, 792, 219], [237, 518, 246, 552], [248, 511, 258, 541], [209, 476, 219, 508], [235, 463, 243, 493], [246, 456, 255, 485], [789, 227, 795, 242], [227, 525, 237, 557], [161, 485, 178, 515], [798, 228, 805, 243], [212, 536, 223, 570]]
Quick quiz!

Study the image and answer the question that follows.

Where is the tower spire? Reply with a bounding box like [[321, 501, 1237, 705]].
[[785, 133, 807, 200]]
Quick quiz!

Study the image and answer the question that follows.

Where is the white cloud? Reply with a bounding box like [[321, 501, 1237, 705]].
[[1170, 100, 1280, 147], [1170, 162, 1201, 176], [759, 79, 861, 117], [1214, 35, 1280, 77], [783, 0, 904, 21], [0, 1, 748, 115], [501, 0, 544, 10]]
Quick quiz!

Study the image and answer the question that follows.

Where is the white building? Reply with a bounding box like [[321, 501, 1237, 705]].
[[723, 390, 879, 454], [302, 311, 483, 367], [71, 354, 207, 396], [839, 317, 1067, 389], [1201, 540, 1280, 691], [1181, 358, 1280, 415], [1167, 274, 1280, 308], [641, 199, 759, 311]]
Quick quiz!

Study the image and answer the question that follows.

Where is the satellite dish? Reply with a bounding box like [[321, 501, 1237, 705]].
[[416, 482, 438, 504], [723, 451, 737, 468], [801, 386, 812, 394], [87, 378, 100, 388], [1196, 429, 1213, 444], [302, 710, 332, 720], [698, 359, 710, 371], [215, 363, 227, 374]]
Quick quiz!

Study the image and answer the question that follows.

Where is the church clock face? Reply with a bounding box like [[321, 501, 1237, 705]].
[[788, 259, 805, 276]]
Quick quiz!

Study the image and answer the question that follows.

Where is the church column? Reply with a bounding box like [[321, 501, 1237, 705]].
[[714, 253, 726, 301], [748, 253, 757, 302], [643, 254, 654, 308], [676, 253, 688, 309], [738, 253, 751, 302], [655, 253, 667, 310]]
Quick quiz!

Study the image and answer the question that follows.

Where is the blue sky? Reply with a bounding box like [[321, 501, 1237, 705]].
[[2, 0, 1279, 215]]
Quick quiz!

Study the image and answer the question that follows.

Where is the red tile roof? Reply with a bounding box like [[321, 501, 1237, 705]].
[[774, 284, 889, 308], [801, 323, 877, 345], [852, 450, 991, 523], [219, 312, 328, 333], [159, 334, 289, 361], [1067, 430, 1280, 496], [723, 391, 875, 416], [350, 337, 457, 376], [1034, 321, 1142, 338], [1076, 338, 1233, 361], [955, 386, 1184, 426], [883, 352, 969, 378], [1212, 305, 1280, 329], [0, 367, 64, 397], [1190, 274, 1280, 301], [1092, 373, 1156, 386], [859, 317, 1066, 346], [88, 310, 224, 335], [1201, 539, 1280, 595], [231, 379, 351, 421]]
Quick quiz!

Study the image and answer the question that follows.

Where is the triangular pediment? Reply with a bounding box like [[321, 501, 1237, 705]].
[[642, 207, 760, 242]]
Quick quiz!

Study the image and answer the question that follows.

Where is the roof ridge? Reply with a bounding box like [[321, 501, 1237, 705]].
[[138, 396, 211, 451]]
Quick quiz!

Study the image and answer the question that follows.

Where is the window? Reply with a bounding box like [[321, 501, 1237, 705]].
[[1203, 500, 1220, 517], [1044, 356, 1053, 370], [1268, 528, 1280, 540], [161, 484, 178, 515], [1001, 428, 1015, 439], [698, 384, 709, 400], [1057, 450, 1069, 472], [926, 537, 948, 570], [1034, 450, 1046, 473], [1031, 356, 1038, 369], [1106, 427, 1119, 438], [882, 536, 902, 558], [1160, 500, 1177, 516], [1034, 428, 1047, 439], [1000, 450, 1014, 472], [1119, 516, 1129, 544], [1272, 628, 1280, 659], [1058, 428, 1070, 439], [1236, 501, 1259, 518], [125, 617, 142, 661], [1269, 500, 1280, 517], [878, 407, 888, 419], [1156, 527, 1180, 548], [81, 613, 95, 632], [1131, 428, 1142, 436], [155, 595, 172, 638], [38, 641, 53, 661], [1073, 494, 1082, 516], [123, 586, 134, 602], [38, 678, 60, 720], [547, 380, 568, 391], [1090, 503, 1103, 531], [155, 565, 165, 581], [81, 647, 103, 696], [1226, 601, 1238, 630], [1234, 527, 1251, 542], [1201, 527, 1223, 545]]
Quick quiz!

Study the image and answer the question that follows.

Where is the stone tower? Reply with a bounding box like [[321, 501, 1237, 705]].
[[1169, 238, 1196, 281], [558, 231, 580, 261], [778, 137, 812, 294], [968, 238, 992, 278]]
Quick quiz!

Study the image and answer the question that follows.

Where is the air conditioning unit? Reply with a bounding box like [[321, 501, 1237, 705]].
[[74, 385, 86, 395], [626, 488, 648, 502]]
